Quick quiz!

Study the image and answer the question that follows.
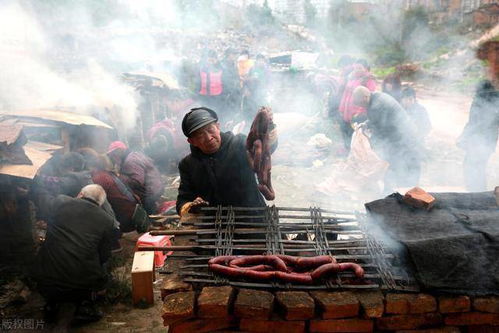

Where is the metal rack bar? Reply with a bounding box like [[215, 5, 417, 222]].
[[172, 206, 418, 292]]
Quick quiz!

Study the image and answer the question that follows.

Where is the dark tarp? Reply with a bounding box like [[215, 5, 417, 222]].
[[365, 191, 499, 295]]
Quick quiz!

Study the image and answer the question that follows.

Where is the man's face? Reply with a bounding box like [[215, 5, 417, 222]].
[[401, 96, 415, 109], [353, 93, 370, 108], [207, 57, 217, 65], [187, 122, 222, 154]]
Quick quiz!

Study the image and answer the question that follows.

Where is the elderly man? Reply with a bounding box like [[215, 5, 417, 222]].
[[352, 86, 421, 192], [33, 184, 117, 323], [176, 107, 276, 216], [107, 141, 164, 214]]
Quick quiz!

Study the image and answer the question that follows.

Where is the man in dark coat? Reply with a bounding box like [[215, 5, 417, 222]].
[[33, 184, 117, 321], [221, 48, 242, 117], [176, 107, 275, 216], [458, 80, 499, 191], [353, 86, 421, 192]]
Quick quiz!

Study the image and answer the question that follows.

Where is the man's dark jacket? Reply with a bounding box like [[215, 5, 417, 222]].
[[367, 92, 420, 162], [33, 195, 115, 292], [176, 131, 265, 213], [458, 80, 499, 155]]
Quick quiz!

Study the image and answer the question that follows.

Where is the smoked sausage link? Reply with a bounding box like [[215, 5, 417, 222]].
[[230, 255, 288, 272], [208, 254, 365, 283]]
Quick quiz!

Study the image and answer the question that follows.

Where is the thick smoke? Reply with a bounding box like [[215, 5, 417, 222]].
[[1, 0, 497, 201], [0, 2, 138, 129]]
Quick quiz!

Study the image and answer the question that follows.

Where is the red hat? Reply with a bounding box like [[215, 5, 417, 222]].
[[107, 141, 128, 154]]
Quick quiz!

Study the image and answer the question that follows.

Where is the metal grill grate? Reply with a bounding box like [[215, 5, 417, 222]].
[[174, 205, 419, 291]]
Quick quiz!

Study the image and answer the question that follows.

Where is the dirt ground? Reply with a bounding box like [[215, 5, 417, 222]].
[[2, 86, 498, 332]]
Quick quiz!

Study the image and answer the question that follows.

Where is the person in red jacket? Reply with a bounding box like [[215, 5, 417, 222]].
[[88, 154, 140, 233], [107, 141, 164, 214], [338, 59, 376, 151], [197, 49, 225, 118]]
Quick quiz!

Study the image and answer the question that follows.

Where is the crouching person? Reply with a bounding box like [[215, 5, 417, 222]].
[[32, 184, 117, 326]]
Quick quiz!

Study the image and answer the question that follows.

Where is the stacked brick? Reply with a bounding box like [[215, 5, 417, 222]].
[[161, 282, 499, 333]]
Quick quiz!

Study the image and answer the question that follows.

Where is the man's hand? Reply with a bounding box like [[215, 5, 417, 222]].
[[191, 197, 209, 212], [180, 197, 209, 216]]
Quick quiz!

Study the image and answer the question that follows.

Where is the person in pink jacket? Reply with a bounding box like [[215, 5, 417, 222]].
[[338, 59, 376, 151]]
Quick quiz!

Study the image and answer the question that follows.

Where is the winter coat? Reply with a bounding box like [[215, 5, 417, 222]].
[[367, 92, 420, 162], [406, 102, 432, 140], [339, 69, 377, 122], [458, 80, 499, 155], [120, 151, 164, 203], [33, 195, 116, 291], [176, 131, 265, 213], [221, 60, 240, 96], [92, 170, 137, 232]]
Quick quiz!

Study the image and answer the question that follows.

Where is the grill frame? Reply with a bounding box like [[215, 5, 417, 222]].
[[169, 205, 419, 292]]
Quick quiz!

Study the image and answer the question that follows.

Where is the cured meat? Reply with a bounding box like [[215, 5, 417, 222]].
[[275, 271, 313, 284], [230, 255, 288, 272], [295, 255, 335, 269], [310, 263, 341, 280], [208, 255, 238, 265], [208, 254, 364, 283], [246, 107, 276, 200], [311, 262, 365, 280], [338, 262, 365, 278]]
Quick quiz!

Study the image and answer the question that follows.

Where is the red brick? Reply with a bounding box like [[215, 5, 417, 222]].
[[354, 291, 384, 318], [396, 328, 461, 333], [197, 286, 235, 318], [439, 296, 471, 313], [386, 294, 412, 314], [234, 289, 274, 319], [161, 274, 192, 299], [410, 294, 437, 314], [239, 318, 306, 333], [310, 319, 374, 332], [386, 293, 436, 314], [474, 297, 499, 313], [275, 291, 315, 320], [444, 312, 499, 326], [376, 313, 443, 330], [467, 325, 499, 333], [168, 317, 236, 333], [162, 291, 195, 326], [403, 187, 436, 210], [311, 291, 359, 319]]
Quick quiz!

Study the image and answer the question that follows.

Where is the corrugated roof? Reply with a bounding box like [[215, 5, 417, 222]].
[[0, 143, 53, 179], [0, 123, 23, 145], [122, 71, 181, 90], [27, 141, 63, 153], [0, 109, 113, 129]]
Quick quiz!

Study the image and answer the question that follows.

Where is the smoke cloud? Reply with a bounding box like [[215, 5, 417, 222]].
[[1, 0, 497, 201]]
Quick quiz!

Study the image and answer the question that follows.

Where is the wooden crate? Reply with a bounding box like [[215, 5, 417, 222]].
[[131, 251, 155, 305]]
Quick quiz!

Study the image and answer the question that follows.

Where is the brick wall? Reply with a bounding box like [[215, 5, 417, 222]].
[[161, 283, 499, 332]]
